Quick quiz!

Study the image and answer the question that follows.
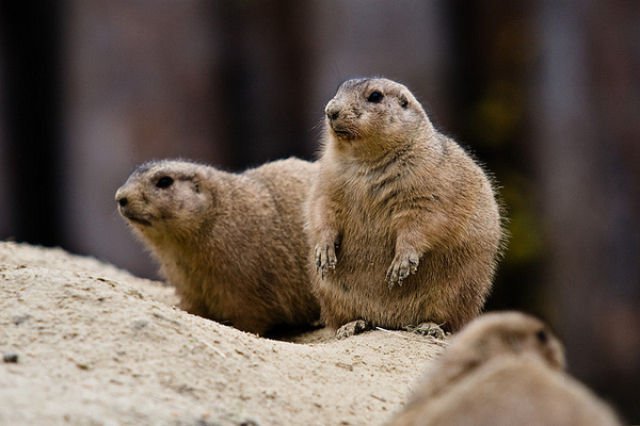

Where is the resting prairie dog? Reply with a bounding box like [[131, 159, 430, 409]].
[[115, 158, 320, 335], [390, 312, 622, 426], [306, 77, 503, 335]]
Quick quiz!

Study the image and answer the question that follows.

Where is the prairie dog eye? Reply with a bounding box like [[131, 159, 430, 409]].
[[367, 91, 384, 103], [535, 329, 548, 344], [156, 176, 174, 189]]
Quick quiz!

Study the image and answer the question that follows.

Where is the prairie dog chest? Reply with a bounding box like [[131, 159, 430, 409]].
[[333, 164, 404, 235], [330, 171, 397, 264]]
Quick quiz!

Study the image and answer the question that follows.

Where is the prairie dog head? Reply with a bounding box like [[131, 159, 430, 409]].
[[115, 160, 214, 242], [324, 78, 431, 154], [449, 311, 566, 371]]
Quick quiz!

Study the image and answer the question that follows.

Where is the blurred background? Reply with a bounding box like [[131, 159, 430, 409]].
[[1, 0, 638, 420]]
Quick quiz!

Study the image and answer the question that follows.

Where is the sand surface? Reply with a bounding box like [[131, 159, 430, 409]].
[[0, 242, 444, 425]]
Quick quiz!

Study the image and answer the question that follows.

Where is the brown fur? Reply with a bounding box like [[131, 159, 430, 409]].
[[306, 78, 503, 332], [115, 158, 320, 335], [390, 312, 621, 426]]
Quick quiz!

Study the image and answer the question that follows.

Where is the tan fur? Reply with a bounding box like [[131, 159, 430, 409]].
[[115, 158, 320, 335], [390, 312, 621, 426], [306, 77, 503, 332]]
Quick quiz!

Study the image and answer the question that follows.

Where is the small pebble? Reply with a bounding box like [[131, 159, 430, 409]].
[[131, 319, 149, 330], [3, 352, 19, 363], [12, 314, 31, 326]]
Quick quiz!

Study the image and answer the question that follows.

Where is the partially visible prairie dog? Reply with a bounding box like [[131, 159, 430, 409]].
[[306, 77, 503, 335], [390, 312, 622, 426], [115, 158, 320, 335], [398, 312, 566, 406]]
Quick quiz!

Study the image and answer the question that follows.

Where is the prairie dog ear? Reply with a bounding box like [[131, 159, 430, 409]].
[[192, 179, 201, 193]]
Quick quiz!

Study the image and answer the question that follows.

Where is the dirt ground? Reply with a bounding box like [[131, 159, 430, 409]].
[[0, 241, 445, 425]]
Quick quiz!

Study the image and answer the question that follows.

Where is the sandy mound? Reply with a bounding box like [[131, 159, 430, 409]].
[[0, 242, 444, 425]]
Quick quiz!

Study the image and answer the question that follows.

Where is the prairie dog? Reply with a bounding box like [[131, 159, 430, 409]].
[[115, 158, 319, 335], [306, 77, 503, 335], [390, 312, 621, 426]]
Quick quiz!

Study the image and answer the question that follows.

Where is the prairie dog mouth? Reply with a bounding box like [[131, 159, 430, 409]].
[[331, 125, 357, 141], [120, 208, 152, 226]]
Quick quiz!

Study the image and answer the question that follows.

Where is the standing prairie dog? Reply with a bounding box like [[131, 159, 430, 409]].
[[115, 158, 320, 335], [390, 312, 622, 426], [306, 77, 503, 337]]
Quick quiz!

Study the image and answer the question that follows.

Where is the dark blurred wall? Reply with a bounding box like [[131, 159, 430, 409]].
[[214, 1, 315, 167], [0, 2, 65, 247], [64, 0, 224, 277], [0, 40, 8, 238], [533, 1, 640, 417], [0, 0, 638, 421]]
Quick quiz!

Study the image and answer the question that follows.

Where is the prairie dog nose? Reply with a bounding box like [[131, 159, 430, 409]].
[[115, 188, 128, 207], [325, 100, 340, 121]]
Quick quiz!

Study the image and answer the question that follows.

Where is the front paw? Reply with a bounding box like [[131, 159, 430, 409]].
[[336, 319, 372, 339], [315, 242, 337, 279], [386, 252, 419, 288], [404, 322, 446, 340]]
